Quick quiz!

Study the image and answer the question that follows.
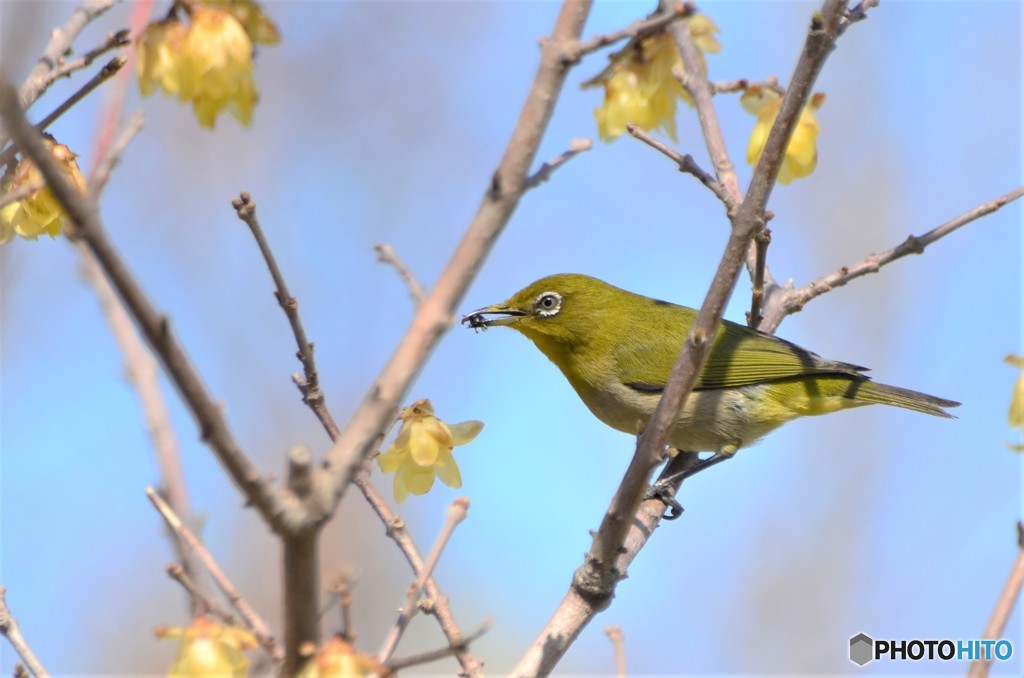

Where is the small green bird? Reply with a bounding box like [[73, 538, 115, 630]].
[[463, 274, 958, 457]]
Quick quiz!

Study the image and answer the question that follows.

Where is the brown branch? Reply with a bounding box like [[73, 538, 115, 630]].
[[762, 183, 1024, 332], [16, 0, 118, 110], [710, 77, 783, 95], [166, 564, 236, 624], [377, 498, 469, 665], [604, 625, 626, 677], [354, 470, 483, 675], [0, 81, 305, 534], [387, 620, 492, 672], [747, 225, 771, 327], [146, 487, 283, 665], [514, 2, 855, 673], [282, 446, 321, 673], [1, 57, 127, 168], [625, 123, 735, 211], [315, 0, 592, 520], [374, 243, 425, 306], [967, 521, 1024, 678], [573, 3, 691, 63], [232, 192, 335, 434], [524, 137, 593, 190], [0, 586, 49, 678], [42, 28, 130, 86]]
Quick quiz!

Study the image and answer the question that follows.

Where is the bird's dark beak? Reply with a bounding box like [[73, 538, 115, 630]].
[[461, 304, 525, 331]]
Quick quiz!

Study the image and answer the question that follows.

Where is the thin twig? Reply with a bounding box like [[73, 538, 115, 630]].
[[43, 29, 131, 86], [0, 586, 49, 678], [0, 81, 303, 534], [763, 184, 1024, 332], [387, 620, 493, 672], [146, 487, 284, 664], [233, 192, 334, 431], [579, 3, 696, 88], [573, 3, 692, 64], [166, 564, 236, 624], [1, 57, 127, 168], [524, 137, 593, 189], [710, 77, 784, 95], [377, 498, 470, 665], [87, 112, 144, 198], [374, 243, 425, 306], [604, 626, 626, 678], [747, 226, 771, 327], [16, 0, 118, 110], [626, 124, 735, 211], [967, 521, 1024, 678]]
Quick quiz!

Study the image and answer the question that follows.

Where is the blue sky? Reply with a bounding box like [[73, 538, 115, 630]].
[[1, 1, 1021, 675]]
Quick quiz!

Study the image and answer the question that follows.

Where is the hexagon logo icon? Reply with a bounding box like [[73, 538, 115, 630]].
[[849, 632, 874, 666]]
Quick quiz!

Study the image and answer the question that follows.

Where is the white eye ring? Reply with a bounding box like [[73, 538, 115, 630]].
[[535, 291, 562, 317]]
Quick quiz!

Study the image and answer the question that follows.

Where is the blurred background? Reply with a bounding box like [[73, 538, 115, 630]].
[[1, 0, 1021, 674]]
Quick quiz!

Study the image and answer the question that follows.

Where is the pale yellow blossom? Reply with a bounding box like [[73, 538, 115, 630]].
[[1006, 355, 1024, 451], [0, 137, 87, 244], [742, 87, 825, 185], [182, 7, 259, 127], [137, 18, 189, 98], [377, 399, 483, 503], [155, 616, 257, 678], [296, 635, 386, 678], [591, 15, 720, 142]]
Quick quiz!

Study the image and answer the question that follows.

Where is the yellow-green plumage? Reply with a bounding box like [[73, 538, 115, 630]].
[[464, 274, 957, 455]]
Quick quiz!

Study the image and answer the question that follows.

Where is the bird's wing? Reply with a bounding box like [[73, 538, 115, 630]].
[[615, 318, 868, 392]]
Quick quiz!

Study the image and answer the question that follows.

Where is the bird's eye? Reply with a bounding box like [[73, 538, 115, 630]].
[[534, 291, 562, 317]]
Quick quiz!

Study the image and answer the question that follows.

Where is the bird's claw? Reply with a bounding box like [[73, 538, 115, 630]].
[[644, 480, 684, 520]]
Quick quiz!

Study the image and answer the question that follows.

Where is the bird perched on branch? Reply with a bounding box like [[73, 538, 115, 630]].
[[463, 274, 957, 458]]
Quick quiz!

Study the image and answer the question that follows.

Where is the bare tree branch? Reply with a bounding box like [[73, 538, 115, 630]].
[[0, 586, 49, 678], [604, 625, 626, 677], [146, 487, 284, 665], [524, 137, 593, 190], [377, 498, 469, 665], [1, 57, 127, 168], [968, 521, 1024, 678], [760, 183, 1024, 332], [625, 123, 735, 211], [374, 242, 425, 306], [0, 82, 305, 535], [42, 28, 130, 85], [166, 564, 236, 624], [16, 0, 118, 110], [572, 3, 691, 63]]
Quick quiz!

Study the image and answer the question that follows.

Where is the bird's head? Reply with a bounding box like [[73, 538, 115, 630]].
[[462, 274, 616, 348]]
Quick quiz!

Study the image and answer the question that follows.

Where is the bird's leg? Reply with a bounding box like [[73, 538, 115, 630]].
[[644, 450, 736, 520]]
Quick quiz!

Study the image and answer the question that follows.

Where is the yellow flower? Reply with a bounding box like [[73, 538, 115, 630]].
[[742, 87, 825, 185], [591, 15, 720, 142], [155, 616, 257, 678], [1006, 355, 1024, 452], [182, 7, 259, 128], [377, 399, 483, 503], [0, 137, 87, 244], [137, 18, 189, 98], [296, 635, 386, 678], [200, 0, 281, 45]]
